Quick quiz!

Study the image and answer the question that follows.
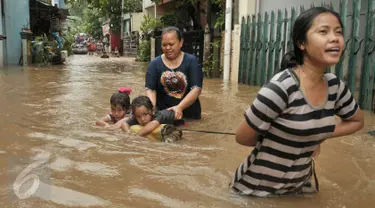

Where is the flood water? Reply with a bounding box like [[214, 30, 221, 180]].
[[1, 55, 375, 207]]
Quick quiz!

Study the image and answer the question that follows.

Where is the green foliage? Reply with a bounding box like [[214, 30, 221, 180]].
[[202, 40, 221, 78], [137, 40, 151, 62], [67, 0, 142, 35], [83, 8, 103, 39], [137, 15, 165, 62], [211, 0, 225, 29], [160, 13, 177, 26], [62, 26, 74, 55], [151, 0, 198, 4], [151, 0, 225, 29], [140, 15, 164, 40]]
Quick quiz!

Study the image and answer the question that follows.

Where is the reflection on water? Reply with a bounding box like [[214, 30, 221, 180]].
[[0, 55, 375, 207], [34, 182, 111, 207]]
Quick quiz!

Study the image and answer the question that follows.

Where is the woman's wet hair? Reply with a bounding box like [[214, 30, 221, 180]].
[[279, 7, 343, 71], [110, 91, 131, 110], [161, 26, 183, 41], [131, 96, 154, 114]]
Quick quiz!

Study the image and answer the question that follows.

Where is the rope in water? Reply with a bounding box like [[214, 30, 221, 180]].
[[181, 129, 235, 135]]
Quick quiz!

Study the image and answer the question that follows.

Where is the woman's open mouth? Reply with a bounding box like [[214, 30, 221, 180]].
[[325, 47, 340, 55]]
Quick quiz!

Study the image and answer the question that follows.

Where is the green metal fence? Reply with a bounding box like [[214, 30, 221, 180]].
[[238, 0, 375, 112]]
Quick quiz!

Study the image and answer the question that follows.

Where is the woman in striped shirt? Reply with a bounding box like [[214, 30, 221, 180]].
[[231, 7, 364, 196]]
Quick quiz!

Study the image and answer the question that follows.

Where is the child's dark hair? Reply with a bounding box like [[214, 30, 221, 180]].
[[131, 96, 154, 114], [279, 7, 343, 71], [110, 90, 130, 110]]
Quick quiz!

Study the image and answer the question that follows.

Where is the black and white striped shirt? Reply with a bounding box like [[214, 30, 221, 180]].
[[231, 69, 359, 196]]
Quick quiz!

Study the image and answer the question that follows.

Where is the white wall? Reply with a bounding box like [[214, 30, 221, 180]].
[[131, 13, 145, 32], [143, 0, 154, 10], [238, 0, 256, 20], [51, 0, 59, 7], [4, 0, 30, 65]]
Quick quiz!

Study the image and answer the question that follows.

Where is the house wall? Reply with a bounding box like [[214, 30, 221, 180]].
[[238, 0, 256, 21], [58, 0, 65, 8], [143, 6, 156, 19], [124, 19, 130, 34], [143, 0, 154, 10], [131, 12, 144, 32], [124, 13, 131, 33], [143, 0, 156, 18], [3, 0, 30, 65]]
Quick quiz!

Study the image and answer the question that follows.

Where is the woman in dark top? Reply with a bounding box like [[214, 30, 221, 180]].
[[145, 26, 203, 120]]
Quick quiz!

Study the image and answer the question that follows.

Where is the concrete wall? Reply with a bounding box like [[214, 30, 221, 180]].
[[144, 6, 155, 19], [124, 20, 130, 34], [124, 12, 145, 33], [231, 25, 241, 82], [52, 0, 67, 8], [143, 0, 155, 10], [239, 0, 256, 20], [58, 0, 65, 8], [51, 0, 58, 6], [131, 13, 144, 32], [3, 0, 30, 65]]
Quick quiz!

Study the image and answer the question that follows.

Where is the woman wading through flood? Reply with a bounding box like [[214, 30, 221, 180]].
[[231, 7, 364, 196]]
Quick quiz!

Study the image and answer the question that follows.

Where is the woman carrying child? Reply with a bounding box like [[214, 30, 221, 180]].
[[231, 7, 364, 196]]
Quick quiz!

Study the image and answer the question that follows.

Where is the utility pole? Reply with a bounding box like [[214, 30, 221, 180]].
[[223, 0, 233, 81], [120, 0, 124, 56]]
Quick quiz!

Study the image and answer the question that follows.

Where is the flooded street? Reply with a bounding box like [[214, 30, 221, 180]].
[[1, 55, 375, 207]]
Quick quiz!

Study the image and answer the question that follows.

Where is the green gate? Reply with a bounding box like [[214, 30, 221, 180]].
[[238, 0, 375, 112]]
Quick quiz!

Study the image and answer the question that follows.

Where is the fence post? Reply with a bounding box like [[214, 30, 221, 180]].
[[253, 13, 262, 86], [267, 11, 276, 80], [238, 17, 246, 83], [243, 16, 251, 84], [259, 12, 269, 86], [287, 7, 296, 52], [335, 0, 348, 80], [282, 9, 288, 56], [247, 15, 256, 84], [245, 15, 255, 84], [231, 24, 241, 82], [274, 10, 283, 74], [347, 0, 361, 93], [359, 0, 375, 110]]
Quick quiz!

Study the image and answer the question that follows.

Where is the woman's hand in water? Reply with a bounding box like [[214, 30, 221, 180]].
[[167, 106, 183, 120]]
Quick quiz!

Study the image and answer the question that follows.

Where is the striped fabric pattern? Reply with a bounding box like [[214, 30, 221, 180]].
[[231, 69, 359, 196]]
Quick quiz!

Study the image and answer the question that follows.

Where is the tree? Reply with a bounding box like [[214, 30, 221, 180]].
[[150, 0, 225, 31], [83, 8, 103, 39], [66, 0, 142, 35]]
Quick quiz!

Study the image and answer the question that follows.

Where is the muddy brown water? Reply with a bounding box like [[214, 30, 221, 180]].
[[0, 55, 375, 207]]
